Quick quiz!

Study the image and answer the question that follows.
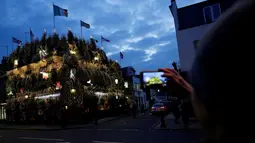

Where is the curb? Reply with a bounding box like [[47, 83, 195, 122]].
[[153, 127, 202, 131], [0, 116, 121, 131]]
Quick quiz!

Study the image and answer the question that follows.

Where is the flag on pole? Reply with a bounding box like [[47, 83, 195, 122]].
[[53, 4, 68, 17], [120, 51, 124, 59], [101, 36, 110, 42], [30, 28, 34, 42], [80, 20, 90, 29], [12, 37, 22, 44]]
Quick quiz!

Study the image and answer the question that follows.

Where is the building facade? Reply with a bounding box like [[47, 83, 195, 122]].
[[0, 57, 8, 103], [132, 75, 148, 108], [169, 0, 237, 72], [120, 66, 148, 108]]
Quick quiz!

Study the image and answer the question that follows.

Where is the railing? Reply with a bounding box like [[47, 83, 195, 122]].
[[0, 103, 6, 120]]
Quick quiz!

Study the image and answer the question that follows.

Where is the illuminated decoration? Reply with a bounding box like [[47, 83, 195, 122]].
[[124, 82, 128, 88], [69, 44, 76, 55], [40, 71, 49, 80], [7, 91, 13, 96], [25, 95, 28, 99], [70, 69, 76, 79], [14, 59, 18, 66], [87, 80, 93, 86], [70, 50, 76, 55], [94, 56, 99, 61], [115, 79, 118, 84], [56, 81, 62, 90], [35, 93, 60, 99], [39, 48, 47, 60], [70, 88, 76, 93], [95, 92, 108, 98], [20, 88, 24, 93]]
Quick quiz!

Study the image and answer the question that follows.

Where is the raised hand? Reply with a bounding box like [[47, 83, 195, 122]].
[[158, 68, 193, 94]]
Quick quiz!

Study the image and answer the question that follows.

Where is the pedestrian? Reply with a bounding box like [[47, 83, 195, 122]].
[[159, 0, 254, 142]]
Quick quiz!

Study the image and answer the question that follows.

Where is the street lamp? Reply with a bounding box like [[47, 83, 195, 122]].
[[115, 79, 119, 98]]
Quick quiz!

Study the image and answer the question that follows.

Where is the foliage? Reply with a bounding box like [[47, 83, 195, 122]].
[[6, 29, 124, 105]]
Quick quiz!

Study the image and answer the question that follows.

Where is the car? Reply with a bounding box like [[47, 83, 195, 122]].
[[151, 103, 168, 115]]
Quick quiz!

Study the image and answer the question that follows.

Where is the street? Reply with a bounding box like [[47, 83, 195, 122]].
[[0, 115, 204, 143]]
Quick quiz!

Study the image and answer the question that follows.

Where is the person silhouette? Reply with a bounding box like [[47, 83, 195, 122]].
[[159, 0, 254, 142]]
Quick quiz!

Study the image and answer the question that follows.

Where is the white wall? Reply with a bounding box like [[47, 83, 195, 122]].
[[176, 24, 213, 71]]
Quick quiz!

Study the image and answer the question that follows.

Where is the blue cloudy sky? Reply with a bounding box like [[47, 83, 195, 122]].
[[0, 0, 204, 72]]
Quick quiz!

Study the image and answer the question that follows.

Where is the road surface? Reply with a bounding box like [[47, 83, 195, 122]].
[[0, 115, 204, 143]]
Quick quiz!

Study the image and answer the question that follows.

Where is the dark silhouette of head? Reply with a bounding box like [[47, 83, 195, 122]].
[[190, 0, 254, 142]]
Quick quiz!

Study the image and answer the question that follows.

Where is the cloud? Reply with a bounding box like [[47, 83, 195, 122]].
[[0, 0, 203, 72]]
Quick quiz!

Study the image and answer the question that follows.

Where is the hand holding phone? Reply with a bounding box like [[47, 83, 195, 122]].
[[158, 68, 193, 94]]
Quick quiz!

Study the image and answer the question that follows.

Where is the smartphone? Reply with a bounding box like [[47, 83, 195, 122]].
[[140, 71, 167, 88]]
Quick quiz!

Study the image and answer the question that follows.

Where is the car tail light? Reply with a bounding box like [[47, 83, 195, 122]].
[[160, 106, 166, 110], [152, 107, 156, 111]]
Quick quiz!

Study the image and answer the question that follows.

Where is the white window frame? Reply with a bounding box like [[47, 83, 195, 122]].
[[203, 3, 221, 23]]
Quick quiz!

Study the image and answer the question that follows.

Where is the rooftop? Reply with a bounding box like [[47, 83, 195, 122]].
[[170, 0, 237, 30]]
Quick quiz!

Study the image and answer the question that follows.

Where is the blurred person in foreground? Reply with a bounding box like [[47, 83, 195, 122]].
[[160, 0, 254, 142]]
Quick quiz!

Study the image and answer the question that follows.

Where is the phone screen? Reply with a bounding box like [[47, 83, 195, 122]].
[[142, 72, 167, 86]]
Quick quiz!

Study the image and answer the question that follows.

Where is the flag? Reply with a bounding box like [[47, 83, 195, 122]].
[[53, 4, 68, 17], [120, 51, 124, 59], [80, 20, 90, 29], [30, 28, 34, 42], [101, 36, 110, 42], [12, 37, 22, 44]]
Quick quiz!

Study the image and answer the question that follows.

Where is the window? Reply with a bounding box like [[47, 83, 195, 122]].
[[193, 40, 199, 50], [203, 4, 221, 23]]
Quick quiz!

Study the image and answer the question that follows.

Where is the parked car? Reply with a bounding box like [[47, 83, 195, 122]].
[[151, 103, 168, 115]]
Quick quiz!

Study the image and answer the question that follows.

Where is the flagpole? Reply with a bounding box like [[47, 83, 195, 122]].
[[119, 53, 121, 67], [53, 2, 55, 29], [101, 35, 103, 48], [12, 42, 13, 52], [80, 24, 83, 39]]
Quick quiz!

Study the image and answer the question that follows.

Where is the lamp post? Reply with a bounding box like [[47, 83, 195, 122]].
[[115, 79, 118, 99]]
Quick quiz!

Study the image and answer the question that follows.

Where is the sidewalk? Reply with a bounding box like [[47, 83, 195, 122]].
[[153, 114, 202, 130], [0, 116, 121, 131]]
